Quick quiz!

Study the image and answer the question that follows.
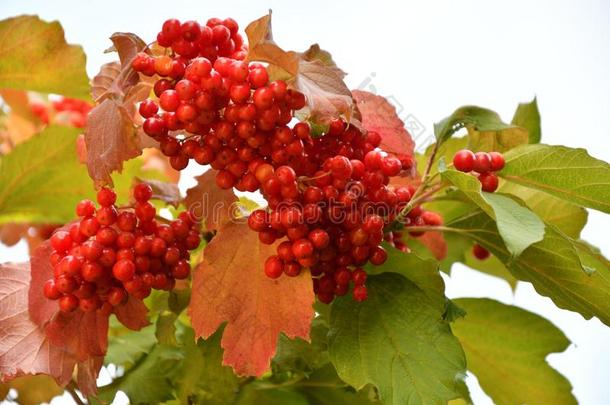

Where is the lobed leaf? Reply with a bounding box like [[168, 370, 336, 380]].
[[434, 106, 520, 145], [189, 222, 315, 376], [328, 273, 466, 405], [352, 90, 415, 160], [0, 16, 90, 100]]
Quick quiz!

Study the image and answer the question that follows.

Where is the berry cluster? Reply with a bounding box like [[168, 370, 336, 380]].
[[133, 17, 444, 304], [452, 149, 505, 192], [30, 96, 92, 128], [134, 17, 306, 187], [248, 119, 441, 303], [43, 185, 200, 314]]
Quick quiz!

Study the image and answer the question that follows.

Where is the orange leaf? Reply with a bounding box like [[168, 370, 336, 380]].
[[183, 170, 240, 232], [352, 90, 415, 159], [189, 222, 315, 376], [245, 12, 299, 76]]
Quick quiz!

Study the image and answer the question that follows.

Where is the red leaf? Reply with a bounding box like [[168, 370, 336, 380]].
[[189, 222, 315, 376], [0, 262, 75, 385], [28, 241, 57, 327], [183, 170, 240, 232], [417, 231, 448, 261], [114, 295, 150, 331], [76, 356, 104, 397], [352, 90, 415, 159], [84, 98, 142, 187]]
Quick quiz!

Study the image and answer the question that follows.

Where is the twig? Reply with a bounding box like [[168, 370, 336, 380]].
[[66, 381, 86, 405]]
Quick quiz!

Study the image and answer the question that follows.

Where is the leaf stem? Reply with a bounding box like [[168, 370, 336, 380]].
[[395, 142, 444, 223], [66, 381, 86, 405]]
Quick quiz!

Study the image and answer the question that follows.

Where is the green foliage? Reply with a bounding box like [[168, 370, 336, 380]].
[[0, 125, 92, 224], [442, 170, 545, 257], [452, 298, 576, 405], [171, 325, 241, 405], [434, 106, 521, 145], [105, 323, 156, 368], [448, 210, 610, 325], [328, 273, 466, 405], [501, 144, 610, 213], [511, 97, 541, 143], [500, 182, 588, 238]]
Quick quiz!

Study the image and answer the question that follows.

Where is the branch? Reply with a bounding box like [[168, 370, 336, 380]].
[[66, 381, 86, 405]]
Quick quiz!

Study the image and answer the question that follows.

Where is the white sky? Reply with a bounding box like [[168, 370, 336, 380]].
[[1, 0, 609, 404]]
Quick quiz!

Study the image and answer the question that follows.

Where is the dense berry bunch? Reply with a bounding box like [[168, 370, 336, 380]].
[[248, 119, 441, 303], [134, 17, 307, 189], [134, 16, 443, 304], [452, 149, 505, 192], [30, 96, 92, 128], [43, 185, 201, 313]]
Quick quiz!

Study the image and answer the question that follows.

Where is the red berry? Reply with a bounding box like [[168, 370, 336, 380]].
[[352, 268, 367, 285], [76, 199, 96, 217], [113, 259, 136, 282], [363, 215, 384, 234], [264, 255, 284, 279], [380, 156, 402, 176], [453, 149, 475, 172], [292, 239, 314, 259], [308, 229, 330, 249], [59, 294, 79, 312], [51, 231, 72, 253], [43, 279, 62, 300], [134, 183, 153, 202], [97, 188, 117, 207], [473, 244, 490, 260], [353, 285, 368, 302], [275, 166, 296, 185], [473, 152, 492, 174], [479, 172, 499, 192], [489, 151, 505, 171], [369, 246, 387, 265]]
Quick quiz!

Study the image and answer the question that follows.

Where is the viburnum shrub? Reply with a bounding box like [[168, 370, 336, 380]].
[[0, 12, 609, 405]]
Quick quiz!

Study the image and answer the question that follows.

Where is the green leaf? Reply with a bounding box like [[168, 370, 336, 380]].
[[328, 273, 466, 405], [572, 239, 610, 278], [452, 298, 576, 405], [442, 170, 545, 257], [365, 244, 445, 307], [155, 311, 178, 346], [511, 97, 541, 143], [0, 125, 168, 225], [296, 364, 380, 405], [434, 106, 519, 144], [98, 344, 183, 404], [444, 299, 467, 322], [273, 317, 330, 374], [105, 323, 156, 368], [0, 16, 90, 100], [447, 210, 610, 325], [0, 125, 93, 224], [500, 182, 588, 238], [236, 385, 309, 405], [501, 144, 610, 213], [466, 125, 528, 153], [171, 325, 240, 405]]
